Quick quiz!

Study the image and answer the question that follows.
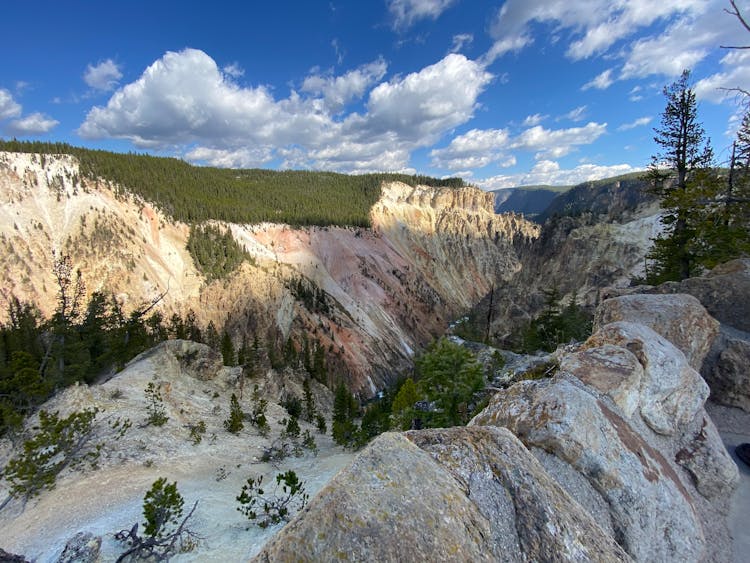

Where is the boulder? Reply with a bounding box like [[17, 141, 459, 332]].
[[655, 258, 750, 333], [55, 532, 101, 563], [706, 336, 750, 412], [252, 429, 630, 562], [595, 293, 719, 371], [471, 376, 706, 562], [584, 322, 709, 436]]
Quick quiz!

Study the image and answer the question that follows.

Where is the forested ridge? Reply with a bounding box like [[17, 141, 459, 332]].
[[0, 140, 464, 227]]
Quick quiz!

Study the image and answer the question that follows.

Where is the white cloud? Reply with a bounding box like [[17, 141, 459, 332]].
[[7, 112, 59, 135], [301, 58, 387, 113], [79, 48, 491, 173], [357, 53, 492, 143], [477, 160, 639, 190], [560, 105, 587, 122], [185, 146, 272, 168], [522, 113, 547, 127], [430, 128, 510, 169], [388, 0, 457, 30], [450, 33, 473, 53], [695, 50, 750, 103], [582, 68, 614, 91], [618, 116, 652, 131], [223, 63, 245, 78], [83, 59, 123, 91], [486, 0, 706, 65], [0, 89, 22, 120], [629, 85, 644, 102], [512, 122, 607, 159]]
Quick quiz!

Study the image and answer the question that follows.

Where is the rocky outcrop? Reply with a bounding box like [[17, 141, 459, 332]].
[[708, 337, 750, 412], [255, 305, 738, 562], [595, 294, 719, 371], [651, 259, 750, 333], [0, 153, 541, 397], [253, 428, 630, 563], [56, 532, 101, 563]]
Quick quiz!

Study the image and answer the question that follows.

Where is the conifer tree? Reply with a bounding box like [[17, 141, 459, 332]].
[[646, 70, 714, 282]]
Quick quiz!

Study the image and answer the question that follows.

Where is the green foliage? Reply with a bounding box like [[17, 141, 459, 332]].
[[642, 70, 750, 283], [187, 224, 252, 283], [302, 378, 316, 422], [282, 416, 301, 439], [142, 478, 184, 539], [518, 289, 592, 353], [281, 395, 302, 419], [1, 408, 126, 500], [0, 140, 464, 227], [188, 420, 206, 445], [391, 378, 419, 431], [220, 330, 236, 366], [0, 281, 171, 438], [315, 413, 327, 434], [145, 382, 169, 427], [414, 338, 485, 428], [236, 470, 309, 528], [301, 429, 318, 455], [116, 479, 198, 560], [331, 382, 360, 447], [248, 385, 270, 436], [224, 393, 244, 434]]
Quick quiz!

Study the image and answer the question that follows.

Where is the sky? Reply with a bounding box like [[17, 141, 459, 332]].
[[1, 0, 749, 189]]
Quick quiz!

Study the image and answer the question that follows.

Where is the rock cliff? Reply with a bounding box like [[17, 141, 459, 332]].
[[257, 293, 739, 562], [0, 152, 539, 396]]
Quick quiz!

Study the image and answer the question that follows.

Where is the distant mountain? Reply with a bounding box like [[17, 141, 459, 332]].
[[536, 172, 653, 223], [492, 185, 571, 220]]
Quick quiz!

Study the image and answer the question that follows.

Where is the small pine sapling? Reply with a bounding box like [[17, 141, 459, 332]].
[[315, 413, 327, 434], [236, 470, 308, 528], [187, 421, 206, 445], [145, 382, 168, 427], [115, 478, 199, 561], [224, 393, 244, 434]]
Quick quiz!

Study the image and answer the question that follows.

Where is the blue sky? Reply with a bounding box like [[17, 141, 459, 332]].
[[1, 0, 749, 188]]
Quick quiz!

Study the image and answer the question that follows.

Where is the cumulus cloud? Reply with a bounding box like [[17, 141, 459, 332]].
[[79, 48, 491, 173], [388, 0, 457, 30], [7, 112, 59, 135], [478, 160, 639, 190], [301, 58, 387, 113], [222, 63, 245, 78], [0, 89, 22, 120], [83, 59, 123, 91], [430, 128, 510, 169], [582, 68, 614, 91], [512, 122, 607, 159], [618, 116, 652, 131]]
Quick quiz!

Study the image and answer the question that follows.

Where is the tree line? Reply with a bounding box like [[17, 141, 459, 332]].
[[0, 140, 464, 228]]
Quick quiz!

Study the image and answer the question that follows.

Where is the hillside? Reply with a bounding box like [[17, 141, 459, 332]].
[[0, 150, 539, 396], [492, 184, 571, 220], [0, 140, 464, 227]]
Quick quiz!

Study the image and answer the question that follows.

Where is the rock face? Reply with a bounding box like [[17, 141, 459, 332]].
[[607, 260, 750, 413], [0, 152, 540, 397], [709, 337, 750, 412], [259, 304, 739, 562], [595, 293, 719, 371], [472, 317, 738, 562], [652, 259, 750, 333], [253, 429, 630, 563]]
